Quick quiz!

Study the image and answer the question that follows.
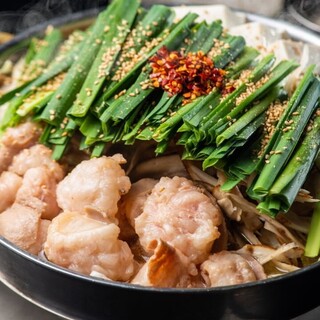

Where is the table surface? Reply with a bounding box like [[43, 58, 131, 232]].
[[1, 280, 320, 320], [0, 281, 62, 320]]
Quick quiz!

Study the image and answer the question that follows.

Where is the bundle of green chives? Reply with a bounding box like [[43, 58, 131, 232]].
[[0, 0, 319, 224]]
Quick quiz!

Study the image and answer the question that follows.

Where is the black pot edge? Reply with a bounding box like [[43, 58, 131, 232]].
[[2, 235, 320, 320], [2, 235, 320, 294]]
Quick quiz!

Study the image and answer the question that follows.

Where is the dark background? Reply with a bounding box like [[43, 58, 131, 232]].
[[0, 0, 109, 34], [0, 0, 109, 11], [1, 1, 319, 35]]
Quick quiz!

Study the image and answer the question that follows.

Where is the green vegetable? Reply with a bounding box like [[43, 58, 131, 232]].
[[257, 102, 320, 215], [94, 11, 198, 119], [40, 0, 125, 126], [222, 65, 317, 190], [252, 77, 320, 197], [216, 86, 280, 146], [305, 172, 320, 258], [18, 27, 62, 83], [202, 88, 279, 169], [0, 31, 85, 130], [68, 0, 141, 119]]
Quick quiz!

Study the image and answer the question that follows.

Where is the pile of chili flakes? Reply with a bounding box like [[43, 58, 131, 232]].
[[149, 46, 233, 105]]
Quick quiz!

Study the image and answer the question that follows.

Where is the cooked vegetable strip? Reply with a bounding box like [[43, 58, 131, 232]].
[[18, 92, 53, 117], [206, 59, 298, 142], [51, 30, 85, 62], [48, 118, 76, 143], [222, 65, 317, 190], [220, 138, 262, 191], [18, 27, 62, 84], [153, 96, 204, 143], [225, 46, 259, 79], [135, 94, 182, 141], [210, 35, 246, 70], [16, 72, 66, 117], [216, 87, 280, 145], [258, 107, 320, 216], [252, 77, 320, 197], [186, 20, 222, 54], [46, 118, 78, 160], [214, 60, 298, 129], [122, 103, 153, 144], [39, 0, 123, 126], [0, 37, 85, 130], [202, 88, 280, 169], [108, 4, 175, 83], [195, 54, 276, 142], [305, 173, 320, 257], [23, 37, 37, 65], [178, 90, 221, 134], [68, 0, 140, 119], [100, 68, 153, 123], [79, 113, 103, 141], [0, 81, 32, 106], [91, 141, 108, 158]]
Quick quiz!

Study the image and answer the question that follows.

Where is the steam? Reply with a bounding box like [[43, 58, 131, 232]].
[[20, 0, 74, 31], [0, 0, 107, 34]]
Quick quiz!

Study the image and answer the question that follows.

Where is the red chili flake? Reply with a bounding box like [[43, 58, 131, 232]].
[[149, 46, 234, 104]]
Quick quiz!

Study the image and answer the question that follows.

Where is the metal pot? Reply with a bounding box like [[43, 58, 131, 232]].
[[0, 8, 320, 320]]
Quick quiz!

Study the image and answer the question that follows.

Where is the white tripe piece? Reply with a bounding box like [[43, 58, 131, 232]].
[[221, 0, 285, 17], [171, 4, 246, 28], [300, 43, 320, 74], [268, 39, 304, 93], [166, 0, 285, 17], [267, 40, 320, 93], [269, 39, 304, 63], [229, 22, 287, 53]]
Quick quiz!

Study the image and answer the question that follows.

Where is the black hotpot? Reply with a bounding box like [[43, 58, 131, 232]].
[[0, 7, 320, 320]]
